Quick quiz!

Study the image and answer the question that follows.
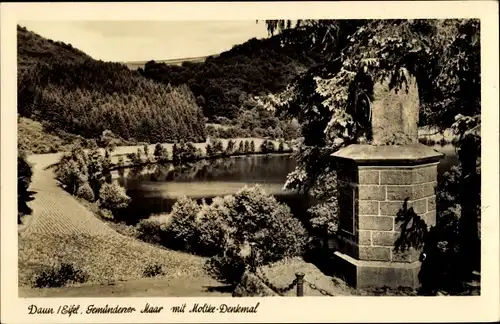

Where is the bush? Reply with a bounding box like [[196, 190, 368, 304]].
[[154, 143, 169, 163], [251, 127, 266, 138], [278, 141, 285, 152], [166, 196, 202, 252], [98, 208, 114, 220], [142, 263, 166, 278], [18, 153, 33, 223], [260, 140, 276, 153], [98, 183, 131, 212], [207, 138, 224, 157], [195, 196, 234, 256], [76, 182, 95, 201], [205, 185, 308, 285], [136, 215, 170, 245], [55, 154, 88, 195], [206, 125, 220, 137], [33, 262, 88, 288], [173, 141, 199, 164]]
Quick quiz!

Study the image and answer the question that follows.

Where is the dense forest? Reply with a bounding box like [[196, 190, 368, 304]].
[[138, 28, 328, 121], [17, 25, 206, 143]]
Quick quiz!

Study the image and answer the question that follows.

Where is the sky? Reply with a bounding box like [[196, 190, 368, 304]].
[[19, 21, 270, 62]]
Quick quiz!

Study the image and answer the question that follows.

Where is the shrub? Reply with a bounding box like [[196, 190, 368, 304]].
[[195, 196, 234, 256], [260, 140, 276, 153], [278, 141, 285, 152], [243, 140, 250, 153], [166, 196, 202, 252], [98, 183, 131, 212], [207, 139, 224, 157], [142, 263, 166, 277], [173, 141, 199, 164], [127, 150, 143, 165], [18, 153, 33, 223], [99, 129, 119, 151], [98, 208, 114, 220], [206, 125, 220, 137], [154, 143, 169, 163], [205, 185, 308, 285], [32, 262, 88, 288], [251, 127, 266, 138], [76, 182, 95, 201], [136, 215, 170, 245], [55, 157, 88, 195]]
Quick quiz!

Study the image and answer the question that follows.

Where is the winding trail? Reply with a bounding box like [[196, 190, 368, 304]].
[[19, 151, 231, 297]]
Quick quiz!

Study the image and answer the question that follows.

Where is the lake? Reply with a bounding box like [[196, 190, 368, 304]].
[[113, 145, 458, 225]]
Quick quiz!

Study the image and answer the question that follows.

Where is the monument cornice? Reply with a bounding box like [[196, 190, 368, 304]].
[[331, 143, 445, 167]]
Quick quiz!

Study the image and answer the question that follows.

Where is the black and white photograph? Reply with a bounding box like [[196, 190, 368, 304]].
[[2, 1, 499, 323]]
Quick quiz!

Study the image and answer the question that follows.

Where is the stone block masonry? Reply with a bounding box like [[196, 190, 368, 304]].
[[338, 163, 438, 263], [331, 143, 443, 289]]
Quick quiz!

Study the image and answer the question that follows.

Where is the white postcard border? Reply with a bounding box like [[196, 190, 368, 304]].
[[1, 2, 499, 323]]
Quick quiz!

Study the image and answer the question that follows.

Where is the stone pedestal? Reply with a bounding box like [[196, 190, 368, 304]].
[[331, 144, 443, 289]]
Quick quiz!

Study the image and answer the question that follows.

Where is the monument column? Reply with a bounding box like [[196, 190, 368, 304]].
[[331, 68, 443, 289]]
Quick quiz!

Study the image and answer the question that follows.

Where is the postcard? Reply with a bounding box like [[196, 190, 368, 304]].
[[1, 1, 499, 323]]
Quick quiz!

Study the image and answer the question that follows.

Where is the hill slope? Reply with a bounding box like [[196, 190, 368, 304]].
[[17, 25, 90, 74], [17, 25, 206, 145], [139, 33, 327, 121]]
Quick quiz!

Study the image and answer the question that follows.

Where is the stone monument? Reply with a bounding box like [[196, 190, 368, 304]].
[[330, 68, 443, 289]]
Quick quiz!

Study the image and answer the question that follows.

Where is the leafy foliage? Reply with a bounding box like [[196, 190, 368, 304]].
[[139, 33, 326, 122], [205, 185, 308, 284], [165, 196, 203, 252], [266, 19, 480, 244], [142, 263, 166, 278], [173, 141, 201, 164], [98, 183, 131, 213], [18, 153, 34, 223], [32, 262, 88, 288], [76, 182, 95, 202]]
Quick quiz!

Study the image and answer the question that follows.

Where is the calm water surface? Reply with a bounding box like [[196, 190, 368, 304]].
[[114, 145, 458, 224]]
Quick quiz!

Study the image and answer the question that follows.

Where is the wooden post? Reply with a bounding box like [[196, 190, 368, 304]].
[[295, 272, 305, 296]]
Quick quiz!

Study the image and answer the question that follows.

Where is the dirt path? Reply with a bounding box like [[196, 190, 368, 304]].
[[19, 277, 232, 298], [19, 153, 227, 296]]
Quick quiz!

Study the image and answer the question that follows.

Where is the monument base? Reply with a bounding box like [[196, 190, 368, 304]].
[[332, 251, 421, 289]]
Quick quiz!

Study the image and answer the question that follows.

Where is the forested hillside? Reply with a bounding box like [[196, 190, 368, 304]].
[[139, 30, 328, 121], [17, 25, 207, 144]]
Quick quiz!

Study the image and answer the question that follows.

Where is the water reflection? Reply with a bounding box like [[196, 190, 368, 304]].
[[115, 145, 457, 224]]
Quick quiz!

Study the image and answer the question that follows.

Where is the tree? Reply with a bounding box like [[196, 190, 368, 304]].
[[205, 185, 308, 284], [244, 140, 250, 153], [238, 141, 245, 154], [225, 140, 236, 155], [266, 19, 481, 291], [249, 140, 255, 153], [154, 143, 168, 162]]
